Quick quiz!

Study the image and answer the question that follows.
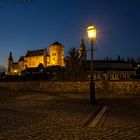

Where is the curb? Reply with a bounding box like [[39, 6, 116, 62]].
[[89, 106, 108, 128]]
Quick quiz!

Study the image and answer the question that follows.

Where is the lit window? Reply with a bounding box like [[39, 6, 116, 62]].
[[52, 53, 56, 56], [114, 74, 115, 78], [14, 70, 18, 73]]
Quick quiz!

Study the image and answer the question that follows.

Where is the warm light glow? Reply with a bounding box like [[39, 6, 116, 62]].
[[87, 25, 96, 39], [13, 70, 18, 73]]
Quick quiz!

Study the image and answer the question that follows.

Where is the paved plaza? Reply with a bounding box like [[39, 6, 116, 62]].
[[0, 90, 139, 140]]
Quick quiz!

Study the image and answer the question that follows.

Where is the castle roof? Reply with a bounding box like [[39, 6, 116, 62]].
[[18, 56, 24, 61], [25, 49, 48, 57], [8, 52, 13, 61], [50, 41, 63, 47]]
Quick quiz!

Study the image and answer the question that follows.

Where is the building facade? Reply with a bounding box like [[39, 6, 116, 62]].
[[83, 60, 136, 81], [7, 42, 65, 75], [65, 39, 136, 81]]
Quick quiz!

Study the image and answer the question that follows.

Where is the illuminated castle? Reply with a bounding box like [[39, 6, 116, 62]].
[[7, 41, 65, 75]]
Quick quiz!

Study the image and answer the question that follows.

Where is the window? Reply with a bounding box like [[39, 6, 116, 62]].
[[52, 53, 56, 56], [121, 74, 123, 79], [126, 74, 128, 79]]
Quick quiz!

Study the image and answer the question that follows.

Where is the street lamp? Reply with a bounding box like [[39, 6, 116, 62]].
[[87, 25, 96, 104]]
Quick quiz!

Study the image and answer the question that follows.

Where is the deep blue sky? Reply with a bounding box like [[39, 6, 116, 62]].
[[0, 0, 140, 66]]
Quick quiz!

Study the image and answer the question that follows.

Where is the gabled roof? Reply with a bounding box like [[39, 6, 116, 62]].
[[25, 49, 48, 57]]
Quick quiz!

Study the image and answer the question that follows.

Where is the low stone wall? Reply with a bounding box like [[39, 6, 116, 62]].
[[0, 81, 140, 94], [96, 81, 140, 94]]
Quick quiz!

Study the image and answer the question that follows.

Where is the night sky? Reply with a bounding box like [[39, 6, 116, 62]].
[[0, 0, 140, 66]]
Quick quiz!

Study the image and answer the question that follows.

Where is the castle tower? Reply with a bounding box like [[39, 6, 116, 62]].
[[49, 41, 64, 67], [18, 56, 25, 74], [79, 39, 86, 61], [7, 52, 13, 75], [43, 48, 48, 68]]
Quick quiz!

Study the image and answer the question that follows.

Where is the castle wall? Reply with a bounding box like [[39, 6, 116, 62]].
[[0, 80, 140, 94], [25, 56, 45, 68]]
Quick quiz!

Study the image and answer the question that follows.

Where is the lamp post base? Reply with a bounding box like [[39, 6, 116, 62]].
[[90, 82, 96, 104]]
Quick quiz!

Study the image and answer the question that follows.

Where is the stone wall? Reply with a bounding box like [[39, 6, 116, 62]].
[[0, 81, 140, 94]]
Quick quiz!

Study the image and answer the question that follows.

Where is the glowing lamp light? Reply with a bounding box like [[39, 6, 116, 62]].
[[87, 25, 96, 39]]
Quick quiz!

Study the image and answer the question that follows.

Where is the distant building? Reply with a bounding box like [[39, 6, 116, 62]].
[[82, 60, 136, 80], [7, 41, 65, 75], [65, 39, 136, 81]]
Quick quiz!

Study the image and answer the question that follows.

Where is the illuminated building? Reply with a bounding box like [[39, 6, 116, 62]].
[[7, 41, 65, 75], [7, 40, 136, 80]]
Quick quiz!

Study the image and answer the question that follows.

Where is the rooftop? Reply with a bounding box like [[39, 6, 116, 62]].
[[25, 49, 48, 57], [50, 41, 63, 47]]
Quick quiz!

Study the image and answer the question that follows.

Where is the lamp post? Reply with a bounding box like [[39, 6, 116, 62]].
[[87, 25, 96, 104]]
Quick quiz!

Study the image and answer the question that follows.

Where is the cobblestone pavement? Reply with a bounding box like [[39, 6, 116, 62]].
[[0, 91, 139, 140]]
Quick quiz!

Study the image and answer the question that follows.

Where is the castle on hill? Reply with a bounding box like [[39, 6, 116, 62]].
[[7, 39, 137, 81], [7, 41, 65, 75]]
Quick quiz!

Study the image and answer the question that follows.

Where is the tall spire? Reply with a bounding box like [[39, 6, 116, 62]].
[[80, 39, 86, 51], [81, 38, 84, 44], [79, 39, 87, 61], [8, 52, 13, 61], [7, 52, 13, 75]]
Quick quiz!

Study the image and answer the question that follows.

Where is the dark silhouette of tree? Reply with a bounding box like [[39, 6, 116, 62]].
[[127, 57, 130, 62], [118, 55, 120, 61], [0, 65, 5, 73], [106, 56, 109, 61], [65, 46, 87, 81], [69, 47, 79, 63], [65, 47, 79, 81]]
